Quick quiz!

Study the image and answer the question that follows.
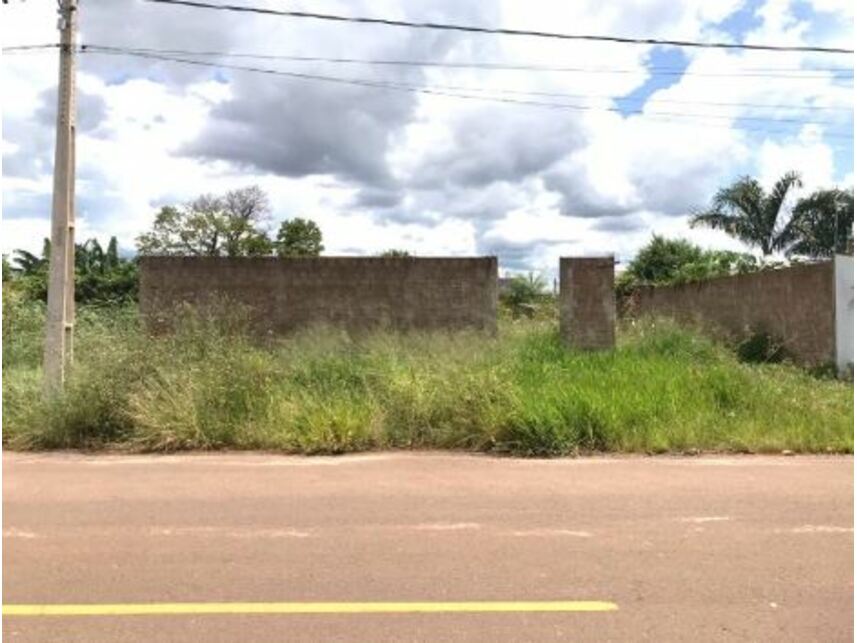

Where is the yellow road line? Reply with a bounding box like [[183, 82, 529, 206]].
[[4, 601, 617, 617]]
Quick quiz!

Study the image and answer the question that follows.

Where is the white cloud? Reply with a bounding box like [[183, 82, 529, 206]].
[[1, 0, 852, 269]]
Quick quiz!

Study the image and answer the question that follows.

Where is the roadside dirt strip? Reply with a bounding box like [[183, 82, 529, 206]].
[[2, 452, 853, 642]]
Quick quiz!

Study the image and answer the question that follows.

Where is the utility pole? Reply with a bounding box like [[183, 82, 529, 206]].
[[43, 0, 78, 391]]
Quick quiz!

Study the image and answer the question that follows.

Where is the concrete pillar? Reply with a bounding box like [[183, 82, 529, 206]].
[[560, 256, 615, 350]]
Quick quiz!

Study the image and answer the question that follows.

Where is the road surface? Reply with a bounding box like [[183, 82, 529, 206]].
[[2, 452, 853, 641]]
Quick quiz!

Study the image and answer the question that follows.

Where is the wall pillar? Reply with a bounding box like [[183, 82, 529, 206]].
[[559, 257, 615, 350]]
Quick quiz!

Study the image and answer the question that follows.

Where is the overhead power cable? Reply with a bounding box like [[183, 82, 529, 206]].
[[81, 48, 855, 139], [81, 44, 855, 79], [81, 44, 854, 113], [2, 43, 60, 52], [144, 0, 853, 55]]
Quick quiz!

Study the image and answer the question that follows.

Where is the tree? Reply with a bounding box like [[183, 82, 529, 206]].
[[623, 236, 703, 284], [275, 218, 324, 257], [379, 249, 411, 257], [10, 236, 138, 303], [616, 235, 758, 294], [11, 238, 51, 276], [74, 237, 139, 303], [503, 272, 547, 318], [788, 188, 854, 258], [2, 255, 11, 282], [690, 172, 803, 255], [136, 186, 273, 257]]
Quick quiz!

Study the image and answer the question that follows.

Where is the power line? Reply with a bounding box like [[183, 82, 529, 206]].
[[7, 42, 851, 117], [82, 48, 854, 139], [80, 44, 855, 79], [144, 0, 853, 55], [2, 43, 60, 52], [82, 44, 854, 114]]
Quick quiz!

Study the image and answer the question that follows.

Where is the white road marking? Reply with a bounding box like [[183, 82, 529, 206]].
[[410, 522, 481, 531], [509, 529, 593, 538], [2, 528, 39, 539], [678, 516, 732, 524], [785, 525, 853, 534], [149, 526, 311, 538]]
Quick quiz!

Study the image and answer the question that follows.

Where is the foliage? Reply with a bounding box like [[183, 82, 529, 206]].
[[623, 237, 704, 283], [2, 255, 11, 282], [137, 186, 273, 257], [379, 249, 411, 257], [617, 236, 758, 294], [502, 273, 548, 319], [3, 309, 851, 455], [691, 172, 803, 255], [788, 188, 854, 258], [9, 236, 138, 304], [736, 331, 786, 364], [275, 218, 324, 257]]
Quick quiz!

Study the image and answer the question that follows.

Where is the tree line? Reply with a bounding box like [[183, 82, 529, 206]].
[[618, 172, 853, 292], [4, 175, 851, 304]]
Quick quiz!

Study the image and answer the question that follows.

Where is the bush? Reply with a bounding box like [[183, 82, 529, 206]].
[[736, 331, 787, 364]]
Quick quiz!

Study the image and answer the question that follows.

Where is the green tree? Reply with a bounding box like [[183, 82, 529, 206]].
[[379, 249, 411, 257], [11, 238, 51, 276], [624, 236, 703, 284], [788, 188, 854, 258], [10, 236, 138, 304], [137, 186, 273, 257], [503, 272, 547, 319], [2, 255, 12, 282], [617, 236, 758, 294], [690, 172, 803, 255], [275, 218, 324, 257]]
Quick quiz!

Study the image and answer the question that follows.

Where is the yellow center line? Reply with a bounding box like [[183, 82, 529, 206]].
[[3, 601, 618, 617]]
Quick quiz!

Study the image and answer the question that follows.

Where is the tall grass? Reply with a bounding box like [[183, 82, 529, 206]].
[[2, 294, 852, 455]]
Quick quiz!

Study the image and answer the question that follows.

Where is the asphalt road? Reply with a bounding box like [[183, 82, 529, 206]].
[[2, 452, 853, 642]]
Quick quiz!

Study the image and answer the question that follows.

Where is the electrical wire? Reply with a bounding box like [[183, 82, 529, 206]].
[[2, 43, 60, 52], [143, 0, 853, 55], [81, 48, 854, 139], [80, 44, 853, 113], [81, 44, 855, 80]]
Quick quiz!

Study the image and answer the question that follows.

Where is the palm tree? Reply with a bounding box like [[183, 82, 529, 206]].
[[690, 172, 803, 255], [11, 238, 51, 275], [787, 188, 854, 258]]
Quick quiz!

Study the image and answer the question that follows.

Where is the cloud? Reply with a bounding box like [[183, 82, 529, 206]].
[[1, 0, 852, 270], [34, 86, 109, 134]]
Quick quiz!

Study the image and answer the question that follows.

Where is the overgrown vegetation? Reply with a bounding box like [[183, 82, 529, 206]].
[[3, 296, 851, 456], [501, 273, 553, 319], [616, 236, 758, 294], [7, 236, 138, 304]]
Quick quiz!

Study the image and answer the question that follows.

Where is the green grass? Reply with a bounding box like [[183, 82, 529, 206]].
[[2, 294, 852, 455]]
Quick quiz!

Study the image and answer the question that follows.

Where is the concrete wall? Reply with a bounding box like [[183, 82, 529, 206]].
[[140, 256, 498, 334], [560, 257, 616, 350], [632, 261, 835, 366]]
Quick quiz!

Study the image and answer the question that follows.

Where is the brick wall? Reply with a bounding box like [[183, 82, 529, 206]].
[[559, 257, 616, 350], [631, 261, 835, 365], [140, 256, 498, 334]]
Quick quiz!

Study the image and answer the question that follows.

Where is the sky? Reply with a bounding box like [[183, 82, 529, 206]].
[[1, 0, 854, 276]]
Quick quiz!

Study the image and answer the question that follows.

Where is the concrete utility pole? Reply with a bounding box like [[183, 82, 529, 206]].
[[43, 0, 78, 391]]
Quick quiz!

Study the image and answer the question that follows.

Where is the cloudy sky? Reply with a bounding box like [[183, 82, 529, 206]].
[[2, 0, 853, 275]]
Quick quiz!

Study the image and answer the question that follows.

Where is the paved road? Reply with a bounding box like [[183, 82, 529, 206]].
[[2, 452, 853, 642]]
